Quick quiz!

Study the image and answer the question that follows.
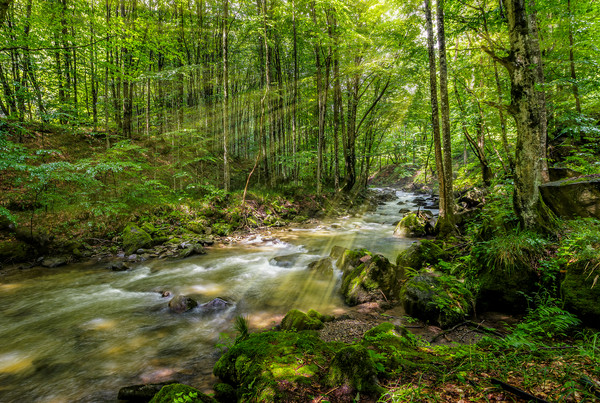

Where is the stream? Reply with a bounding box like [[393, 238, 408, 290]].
[[0, 189, 435, 402]]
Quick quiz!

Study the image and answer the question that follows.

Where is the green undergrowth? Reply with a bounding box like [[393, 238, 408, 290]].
[[211, 304, 599, 403]]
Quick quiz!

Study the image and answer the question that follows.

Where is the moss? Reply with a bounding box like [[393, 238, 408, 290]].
[[149, 384, 216, 403], [212, 222, 232, 237], [281, 309, 324, 331], [0, 239, 33, 263], [401, 273, 473, 328], [326, 345, 384, 396], [122, 223, 152, 255], [394, 213, 430, 237], [213, 331, 336, 401], [336, 248, 372, 273], [396, 240, 446, 270]]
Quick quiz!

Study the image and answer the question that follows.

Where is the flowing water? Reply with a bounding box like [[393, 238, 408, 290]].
[[0, 189, 433, 402]]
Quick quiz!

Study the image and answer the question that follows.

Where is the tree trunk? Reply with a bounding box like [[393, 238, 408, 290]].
[[436, 0, 455, 235], [424, 0, 446, 221], [222, 0, 230, 191]]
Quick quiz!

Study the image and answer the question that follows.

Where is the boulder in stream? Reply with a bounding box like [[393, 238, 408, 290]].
[[270, 253, 302, 268], [106, 261, 131, 271], [168, 295, 198, 313], [41, 256, 68, 268], [308, 257, 334, 276], [198, 297, 231, 313]]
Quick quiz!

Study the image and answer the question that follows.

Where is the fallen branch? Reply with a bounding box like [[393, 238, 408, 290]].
[[490, 378, 550, 403]]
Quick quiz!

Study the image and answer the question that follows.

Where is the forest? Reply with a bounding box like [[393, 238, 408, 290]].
[[0, 0, 599, 401]]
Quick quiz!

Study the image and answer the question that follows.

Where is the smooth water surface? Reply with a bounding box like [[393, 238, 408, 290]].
[[0, 189, 430, 402]]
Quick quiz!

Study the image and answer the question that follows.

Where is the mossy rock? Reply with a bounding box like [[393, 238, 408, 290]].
[[329, 245, 347, 261], [212, 222, 232, 237], [185, 221, 207, 235], [140, 222, 157, 236], [213, 331, 334, 402], [477, 267, 537, 312], [340, 253, 405, 306], [122, 223, 152, 255], [280, 309, 324, 331], [0, 239, 33, 263], [401, 272, 472, 329], [393, 213, 433, 237], [213, 382, 236, 402], [336, 248, 372, 274], [562, 263, 600, 324], [396, 240, 446, 270], [326, 345, 384, 396], [149, 384, 216, 403], [307, 257, 334, 276]]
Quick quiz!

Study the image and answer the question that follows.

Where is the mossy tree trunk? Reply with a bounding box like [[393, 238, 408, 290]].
[[487, 0, 549, 229]]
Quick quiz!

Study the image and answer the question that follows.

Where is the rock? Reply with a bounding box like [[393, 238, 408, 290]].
[[106, 261, 131, 271], [173, 243, 205, 259], [269, 253, 302, 268], [213, 383, 236, 402], [540, 177, 600, 219], [198, 297, 231, 313], [308, 257, 334, 276], [149, 383, 216, 403], [341, 253, 405, 306], [329, 246, 347, 261], [548, 167, 581, 182], [168, 295, 198, 313], [117, 381, 177, 402], [561, 262, 600, 324], [400, 272, 473, 329], [457, 188, 486, 209], [140, 222, 157, 236], [398, 208, 411, 214], [396, 240, 446, 270], [336, 248, 371, 275], [41, 256, 68, 268], [122, 223, 153, 255], [326, 345, 383, 396], [280, 309, 324, 331], [185, 221, 207, 235], [477, 265, 538, 312], [213, 331, 334, 402], [393, 213, 434, 238]]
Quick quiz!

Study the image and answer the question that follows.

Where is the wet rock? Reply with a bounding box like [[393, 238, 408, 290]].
[[173, 242, 205, 259], [106, 261, 131, 271], [329, 245, 347, 261], [280, 309, 324, 331], [168, 295, 198, 313], [308, 257, 334, 276], [122, 223, 153, 255], [396, 240, 446, 270], [41, 256, 68, 268], [401, 271, 473, 329], [199, 297, 231, 313], [341, 253, 405, 306], [117, 381, 177, 402], [336, 248, 371, 274], [398, 208, 411, 214], [270, 253, 301, 268]]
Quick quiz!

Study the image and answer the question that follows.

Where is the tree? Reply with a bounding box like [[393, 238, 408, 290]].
[[485, 0, 550, 229]]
